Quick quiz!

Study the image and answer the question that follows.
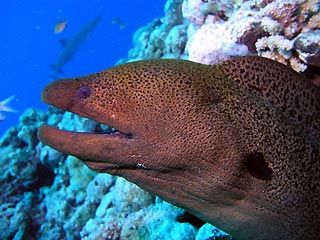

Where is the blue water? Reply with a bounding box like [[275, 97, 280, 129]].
[[0, 0, 164, 136]]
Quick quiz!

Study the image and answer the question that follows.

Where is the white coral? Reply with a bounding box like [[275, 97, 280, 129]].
[[186, 23, 249, 64], [182, 0, 205, 25], [260, 16, 283, 35], [256, 35, 293, 53]]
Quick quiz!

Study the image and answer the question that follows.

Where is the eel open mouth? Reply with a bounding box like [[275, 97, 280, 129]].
[[37, 79, 138, 171], [38, 115, 131, 143], [38, 121, 135, 172]]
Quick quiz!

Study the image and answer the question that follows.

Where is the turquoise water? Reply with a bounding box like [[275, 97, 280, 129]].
[[0, 0, 164, 135]]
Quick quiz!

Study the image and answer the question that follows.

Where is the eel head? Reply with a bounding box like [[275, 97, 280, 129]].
[[39, 59, 240, 176]]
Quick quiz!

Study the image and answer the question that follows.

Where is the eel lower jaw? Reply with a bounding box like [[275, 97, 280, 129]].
[[37, 124, 158, 173], [37, 123, 136, 165]]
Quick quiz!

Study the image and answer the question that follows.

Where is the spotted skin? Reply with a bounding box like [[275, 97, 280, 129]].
[[38, 57, 320, 240], [219, 56, 320, 141]]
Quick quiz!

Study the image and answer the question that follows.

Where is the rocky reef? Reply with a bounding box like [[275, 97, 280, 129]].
[[124, 0, 320, 73], [1, 0, 319, 239]]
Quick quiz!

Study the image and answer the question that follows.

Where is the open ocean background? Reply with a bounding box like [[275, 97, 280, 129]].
[[0, 0, 164, 136]]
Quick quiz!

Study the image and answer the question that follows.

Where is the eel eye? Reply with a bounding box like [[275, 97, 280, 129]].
[[77, 86, 91, 99]]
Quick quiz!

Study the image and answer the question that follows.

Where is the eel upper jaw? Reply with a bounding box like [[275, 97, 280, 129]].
[[38, 81, 144, 171], [39, 77, 134, 140]]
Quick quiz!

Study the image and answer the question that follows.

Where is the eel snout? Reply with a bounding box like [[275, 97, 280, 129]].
[[37, 75, 150, 172]]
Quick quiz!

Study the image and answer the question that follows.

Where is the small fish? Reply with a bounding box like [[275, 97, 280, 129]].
[[111, 17, 120, 25], [0, 96, 17, 121], [50, 16, 101, 78], [112, 17, 127, 29], [54, 20, 67, 34], [119, 23, 127, 29]]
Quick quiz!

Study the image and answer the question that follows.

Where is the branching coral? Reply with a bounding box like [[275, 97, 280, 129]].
[[252, 0, 320, 71], [122, 0, 319, 73], [183, 0, 320, 72]]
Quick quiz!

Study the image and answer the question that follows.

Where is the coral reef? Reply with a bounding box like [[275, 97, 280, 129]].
[[124, 0, 320, 73], [125, 0, 187, 61]]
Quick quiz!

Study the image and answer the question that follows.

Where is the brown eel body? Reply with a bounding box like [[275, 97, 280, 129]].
[[38, 56, 320, 240]]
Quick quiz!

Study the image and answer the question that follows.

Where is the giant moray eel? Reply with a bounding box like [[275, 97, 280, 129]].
[[38, 56, 320, 240]]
